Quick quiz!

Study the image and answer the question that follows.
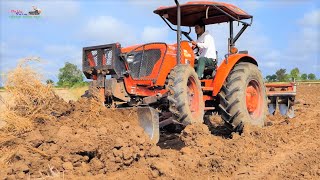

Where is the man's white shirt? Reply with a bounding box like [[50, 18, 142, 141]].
[[196, 31, 216, 59]]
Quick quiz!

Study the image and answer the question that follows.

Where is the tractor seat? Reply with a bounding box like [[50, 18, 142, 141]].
[[194, 62, 217, 79], [203, 66, 216, 79]]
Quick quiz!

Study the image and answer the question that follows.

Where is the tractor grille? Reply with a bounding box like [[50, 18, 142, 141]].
[[127, 43, 167, 80], [104, 49, 113, 66], [128, 49, 161, 79]]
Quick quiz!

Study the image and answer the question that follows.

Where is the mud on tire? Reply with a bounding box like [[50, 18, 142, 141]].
[[167, 64, 204, 125], [218, 62, 267, 131]]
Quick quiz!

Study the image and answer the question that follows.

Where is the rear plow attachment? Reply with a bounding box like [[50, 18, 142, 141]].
[[266, 83, 296, 118]]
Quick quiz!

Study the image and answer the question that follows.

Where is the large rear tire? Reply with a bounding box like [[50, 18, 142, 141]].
[[218, 62, 267, 131], [167, 65, 204, 125]]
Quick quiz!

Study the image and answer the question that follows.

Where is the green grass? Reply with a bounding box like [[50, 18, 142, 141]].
[[265, 80, 320, 83]]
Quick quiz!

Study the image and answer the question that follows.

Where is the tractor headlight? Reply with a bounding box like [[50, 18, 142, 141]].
[[127, 55, 134, 63]]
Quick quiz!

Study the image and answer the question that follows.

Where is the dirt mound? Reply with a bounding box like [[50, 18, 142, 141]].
[[0, 62, 158, 179], [0, 98, 160, 179]]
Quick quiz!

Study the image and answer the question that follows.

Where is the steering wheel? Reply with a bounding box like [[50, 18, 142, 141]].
[[191, 42, 200, 56]]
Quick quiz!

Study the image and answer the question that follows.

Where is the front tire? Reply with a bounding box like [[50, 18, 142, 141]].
[[167, 65, 204, 125], [218, 62, 267, 131]]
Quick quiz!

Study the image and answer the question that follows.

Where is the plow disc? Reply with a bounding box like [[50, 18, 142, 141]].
[[266, 83, 296, 118], [268, 97, 277, 115], [137, 107, 160, 143]]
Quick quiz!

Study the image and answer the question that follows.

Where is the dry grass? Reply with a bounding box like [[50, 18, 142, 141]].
[[0, 59, 68, 133], [69, 86, 88, 99], [53, 86, 88, 102]]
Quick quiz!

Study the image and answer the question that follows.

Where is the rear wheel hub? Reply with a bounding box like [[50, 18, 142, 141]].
[[246, 80, 262, 118]]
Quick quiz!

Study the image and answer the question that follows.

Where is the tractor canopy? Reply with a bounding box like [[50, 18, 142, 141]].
[[154, 1, 252, 26]]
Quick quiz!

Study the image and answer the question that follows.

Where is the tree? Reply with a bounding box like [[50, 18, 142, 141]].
[[290, 68, 300, 81], [271, 74, 277, 82], [307, 73, 316, 80], [265, 75, 272, 82], [57, 62, 84, 87], [46, 79, 54, 85], [266, 74, 277, 82], [275, 69, 289, 82], [301, 73, 308, 80]]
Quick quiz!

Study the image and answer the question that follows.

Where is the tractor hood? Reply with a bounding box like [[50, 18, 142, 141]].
[[121, 44, 143, 54]]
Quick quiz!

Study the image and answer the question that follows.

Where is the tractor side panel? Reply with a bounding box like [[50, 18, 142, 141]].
[[212, 54, 258, 96], [155, 41, 195, 86]]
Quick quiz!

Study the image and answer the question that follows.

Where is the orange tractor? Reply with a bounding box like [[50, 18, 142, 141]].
[[82, 1, 296, 142]]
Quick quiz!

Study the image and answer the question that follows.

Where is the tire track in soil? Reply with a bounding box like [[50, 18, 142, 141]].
[[233, 84, 320, 179], [234, 120, 320, 179]]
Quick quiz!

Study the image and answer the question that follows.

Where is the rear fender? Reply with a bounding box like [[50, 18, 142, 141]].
[[212, 54, 258, 96]]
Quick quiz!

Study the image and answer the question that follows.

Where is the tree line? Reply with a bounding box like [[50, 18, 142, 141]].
[[46, 62, 87, 88], [265, 68, 317, 82]]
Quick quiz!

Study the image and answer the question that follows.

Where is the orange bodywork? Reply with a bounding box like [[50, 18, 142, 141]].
[[265, 83, 296, 96], [120, 41, 258, 105], [120, 41, 195, 97], [212, 54, 257, 96]]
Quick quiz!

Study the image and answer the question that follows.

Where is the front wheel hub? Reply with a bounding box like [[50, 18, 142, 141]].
[[187, 76, 200, 116]]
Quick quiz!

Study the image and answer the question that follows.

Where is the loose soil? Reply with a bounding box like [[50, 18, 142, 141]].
[[0, 66, 319, 179]]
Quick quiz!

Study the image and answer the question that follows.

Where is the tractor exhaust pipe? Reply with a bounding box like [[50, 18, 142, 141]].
[[175, 0, 181, 65]]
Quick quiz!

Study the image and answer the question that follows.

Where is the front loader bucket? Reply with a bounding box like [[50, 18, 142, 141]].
[[266, 83, 296, 118], [137, 107, 160, 143]]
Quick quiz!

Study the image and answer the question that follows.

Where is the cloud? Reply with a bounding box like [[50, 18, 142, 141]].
[[44, 44, 80, 62], [41, 44, 83, 81], [0, 41, 19, 72], [287, 10, 320, 60], [0, 42, 9, 58], [127, 0, 182, 7], [205, 20, 286, 77], [299, 9, 320, 26], [263, 9, 320, 76], [40, 1, 80, 21], [141, 26, 169, 43], [259, 51, 282, 68], [291, 27, 319, 56], [82, 16, 138, 46]]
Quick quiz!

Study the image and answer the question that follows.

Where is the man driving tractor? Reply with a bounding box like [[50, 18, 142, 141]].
[[192, 21, 217, 79]]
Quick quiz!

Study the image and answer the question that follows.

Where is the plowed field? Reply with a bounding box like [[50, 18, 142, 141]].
[[0, 80, 319, 179]]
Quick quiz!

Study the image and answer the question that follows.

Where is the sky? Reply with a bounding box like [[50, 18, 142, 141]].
[[0, 0, 319, 85]]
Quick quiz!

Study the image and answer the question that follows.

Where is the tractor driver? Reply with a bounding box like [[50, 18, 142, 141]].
[[192, 21, 217, 79]]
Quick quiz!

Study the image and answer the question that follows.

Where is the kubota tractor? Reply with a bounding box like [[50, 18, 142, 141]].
[[82, 1, 296, 143]]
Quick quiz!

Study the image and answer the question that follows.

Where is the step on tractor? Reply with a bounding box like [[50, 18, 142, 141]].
[[82, 1, 296, 143]]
